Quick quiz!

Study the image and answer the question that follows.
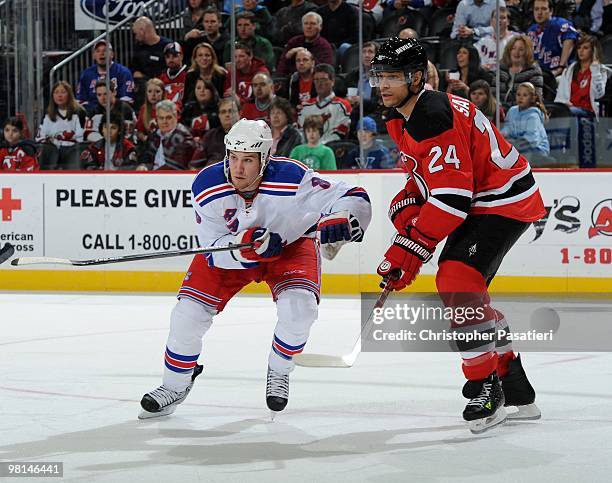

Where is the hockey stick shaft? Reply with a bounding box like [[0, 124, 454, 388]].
[[294, 285, 392, 368], [10, 242, 254, 267], [0, 243, 15, 265]]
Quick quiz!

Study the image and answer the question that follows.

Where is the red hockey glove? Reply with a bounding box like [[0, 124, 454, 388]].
[[231, 227, 283, 263], [377, 227, 437, 291], [388, 189, 424, 232]]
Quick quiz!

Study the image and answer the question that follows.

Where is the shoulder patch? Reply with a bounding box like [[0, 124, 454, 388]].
[[405, 90, 454, 142], [265, 157, 309, 185], [192, 161, 235, 207]]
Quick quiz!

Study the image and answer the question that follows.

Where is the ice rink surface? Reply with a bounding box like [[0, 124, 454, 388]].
[[1, 293, 611, 483]]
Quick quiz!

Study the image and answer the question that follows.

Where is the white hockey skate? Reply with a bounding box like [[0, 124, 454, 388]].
[[138, 364, 203, 420], [266, 366, 289, 420]]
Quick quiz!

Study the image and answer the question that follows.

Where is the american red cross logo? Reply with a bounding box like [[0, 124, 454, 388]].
[[0, 188, 22, 222]]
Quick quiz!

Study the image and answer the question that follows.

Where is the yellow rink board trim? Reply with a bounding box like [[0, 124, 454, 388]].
[[0, 270, 610, 294]]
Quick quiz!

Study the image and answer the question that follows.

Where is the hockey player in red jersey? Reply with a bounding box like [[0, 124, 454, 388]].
[[139, 119, 372, 419], [370, 37, 545, 433]]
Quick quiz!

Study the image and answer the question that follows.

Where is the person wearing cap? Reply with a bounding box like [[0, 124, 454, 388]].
[[76, 39, 135, 108], [343, 117, 394, 169], [158, 42, 188, 109]]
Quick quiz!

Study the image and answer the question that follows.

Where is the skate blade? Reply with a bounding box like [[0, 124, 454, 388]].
[[468, 407, 508, 434], [270, 410, 277, 421], [506, 403, 541, 421], [138, 405, 177, 420]]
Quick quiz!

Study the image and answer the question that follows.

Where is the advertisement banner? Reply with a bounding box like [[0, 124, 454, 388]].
[[0, 171, 610, 292], [74, 0, 186, 31]]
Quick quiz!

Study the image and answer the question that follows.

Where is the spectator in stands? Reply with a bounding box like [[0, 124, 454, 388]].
[[288, 48, 317, 108], [574, 0, 604, 35], [527, 0, 578, 75], [276, 0, 317, 44], [184, 42, 227, 102], [269, 97, 303, 157], [1, 117, 39, 172], [76, 40, 134, 108], [37, 81, 85, 170], [158, 42, 188, 108], [298, 64, 352, 143], [80, 114, 139, 171], [344, 116, 394, 169], [84, 80, 136, 143], [317, 0, 358, 49], [131, 17, 172, 81], [142, 100, 202, 170], [474, 7, 518, 71], [445, 44, 493, 98], [451, 0, 506, 40], [185, 8, 227, 62], [198, 97, 240, 167], [240, 72, 275, 122], [276, 12, 335, 77], [398, 28, 439, 90], [495, 35, 544, 109], [183, 0, 209, 38], [237, 0, 276, 41], [290, 114, 337, 169], [555, 34, 611, 119], [181, 79, 221, 141], [136, 78, 164, 145], [223, 43, 270, 104], [469, 80, 504, 125], [501, 82, 550, 159], [345, 41, 380, 116], [223, 12, 275, 71]]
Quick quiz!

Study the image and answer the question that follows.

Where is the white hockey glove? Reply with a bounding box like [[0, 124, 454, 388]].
[[317, 210, 363, 260]]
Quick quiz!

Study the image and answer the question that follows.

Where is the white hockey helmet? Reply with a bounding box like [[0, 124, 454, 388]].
[[224, 118, 273, 181]]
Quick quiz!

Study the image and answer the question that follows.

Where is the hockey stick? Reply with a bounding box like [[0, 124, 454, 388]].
[[0, 243, 15, 265], [9, 242, 254, 267], [294, 285, 393, 368]]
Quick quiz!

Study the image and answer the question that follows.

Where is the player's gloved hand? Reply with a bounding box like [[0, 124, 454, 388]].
[[232, 227, 283, 263], [317, 210, 363, 244], [377, 227, 436, 291], [388, 189, 423, 232], [317, 211, 363, 260]]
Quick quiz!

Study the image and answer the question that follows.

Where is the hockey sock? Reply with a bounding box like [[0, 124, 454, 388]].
[[436, 260, 499, 381], [269, 289, 317, 374], [163, 298, 213, 391]]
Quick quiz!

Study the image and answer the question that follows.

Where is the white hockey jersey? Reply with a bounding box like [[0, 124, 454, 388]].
[[191, 156, 372, 269]]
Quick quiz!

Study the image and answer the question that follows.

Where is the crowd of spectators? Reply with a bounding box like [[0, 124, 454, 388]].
[[3, 0, 612, 172]]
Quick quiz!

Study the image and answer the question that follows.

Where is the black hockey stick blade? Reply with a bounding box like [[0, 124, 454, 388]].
[[0, 243, 15, 265], [10, 242, 254, 267]]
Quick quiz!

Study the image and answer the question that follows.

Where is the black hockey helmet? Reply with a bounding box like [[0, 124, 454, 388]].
[[369, 37, 428, 77], [369, 37, 428, 108]]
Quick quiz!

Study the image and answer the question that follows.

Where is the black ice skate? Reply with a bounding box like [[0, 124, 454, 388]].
[[462, 372, 507, 434], [501, 354, 541, 420], [138, 364, 203, 420], [266, 366, 289, 419]]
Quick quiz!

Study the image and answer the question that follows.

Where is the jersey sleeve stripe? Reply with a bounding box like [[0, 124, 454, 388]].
[[342, 187, 371, 203], [430, 187, 473, 198], [472, 171, 536, 204], [472, 165, 531, 199], [428, 196, 468, 219], [471, 183, 540, 208]]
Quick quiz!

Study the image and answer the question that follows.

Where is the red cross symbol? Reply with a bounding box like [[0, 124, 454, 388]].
[[0, 188, 22, 222]]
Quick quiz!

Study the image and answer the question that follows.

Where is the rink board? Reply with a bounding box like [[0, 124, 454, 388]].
[[0, 170, 610, 293]]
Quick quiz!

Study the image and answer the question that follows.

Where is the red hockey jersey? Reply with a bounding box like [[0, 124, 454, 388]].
[[0, 144, 39, 172], [386, 90, 545, 243]]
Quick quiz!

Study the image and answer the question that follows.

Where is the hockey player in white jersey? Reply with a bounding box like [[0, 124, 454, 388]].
[[139, 119, 372, 419]]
